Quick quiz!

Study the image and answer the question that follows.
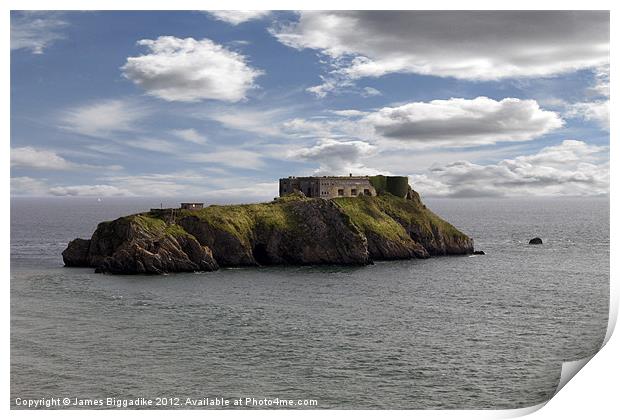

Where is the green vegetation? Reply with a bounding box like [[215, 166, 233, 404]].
[[182, 199, 303, 246], [369, 175, 409, 197], [373, 194, 467, 240], [130, 192, 467, 249], [368, 175, 388, 193], [129, 214, 193, 239], [332, 195, 412, 243]]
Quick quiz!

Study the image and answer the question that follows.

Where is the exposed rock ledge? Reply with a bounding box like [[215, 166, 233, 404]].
[[62, 187, 474, 274]]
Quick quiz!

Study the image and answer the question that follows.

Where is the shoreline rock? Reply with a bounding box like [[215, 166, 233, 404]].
[[528, 237, 543, 245]]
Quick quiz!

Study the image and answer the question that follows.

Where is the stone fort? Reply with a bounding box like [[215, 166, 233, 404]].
[[279, 174, 410, 199]]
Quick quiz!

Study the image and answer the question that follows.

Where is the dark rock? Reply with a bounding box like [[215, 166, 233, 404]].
[[473, 250, 485, 255], [528, 237, 543, 245], [74, 216, 218, 274], [62, 238, 91, 267], [178, 216, 256, 266]]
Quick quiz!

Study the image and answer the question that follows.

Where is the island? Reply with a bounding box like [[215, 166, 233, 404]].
[[62, 175, 474, 274]]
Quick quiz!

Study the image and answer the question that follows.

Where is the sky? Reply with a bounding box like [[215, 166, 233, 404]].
[[10, 10, 610, 201]]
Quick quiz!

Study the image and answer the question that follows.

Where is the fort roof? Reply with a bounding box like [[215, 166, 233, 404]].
[[283, 174, 378, 179]]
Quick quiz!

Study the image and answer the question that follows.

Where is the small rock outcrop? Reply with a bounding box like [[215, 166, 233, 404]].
[[528, 237, 543, 245], [63, 187, 474, 275], [63, 215, 218, 274]]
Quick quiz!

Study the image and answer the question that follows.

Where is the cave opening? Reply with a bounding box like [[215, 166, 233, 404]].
[[252, 243, 271, 265]]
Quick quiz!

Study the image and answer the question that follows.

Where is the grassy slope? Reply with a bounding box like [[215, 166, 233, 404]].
[[175, 196, 304, 246], [127, 214, 192, 238], [373, 195, 467, 239], [127, 194, 468, 248], [332, 195, 412, 243]]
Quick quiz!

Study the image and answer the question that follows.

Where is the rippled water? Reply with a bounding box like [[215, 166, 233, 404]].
[[10, 197, 609, 409]]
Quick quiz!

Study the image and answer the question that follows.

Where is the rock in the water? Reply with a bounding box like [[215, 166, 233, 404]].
[[73, 215, 218, 274], [62, 238, 91, 267], [528, 237, 543, 245], [473, 250, 485, 255], [62, 188, 475, 275]]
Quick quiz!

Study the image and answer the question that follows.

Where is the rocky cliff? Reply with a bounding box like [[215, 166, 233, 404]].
[[62, 187, 473, 274]]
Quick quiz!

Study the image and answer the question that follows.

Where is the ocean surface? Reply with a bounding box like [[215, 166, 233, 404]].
[[10, 196, 609, 409]]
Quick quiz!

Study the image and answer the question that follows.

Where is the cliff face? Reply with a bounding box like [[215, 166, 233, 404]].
[[63, 188, 473, 274]]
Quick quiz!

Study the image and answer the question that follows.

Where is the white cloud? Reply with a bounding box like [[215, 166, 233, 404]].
[[362, 87, 381, 97], [207, 11, 270, 25], [272, 11, 609, 94], [12, 147, 74, 170], [565, 100, 609, 130], [122, 36, 263, 102], [282, 98, 562, 148], [330, 109, 369, 118], [289, 139, 378, 175], [60, 98, 149, 137], [410, 140, 608, 198], [170, 128, 208, 144], [11, 177, 49, 195], [49, 184, 134, 197], [592, 65, 610, 97], [11, 11, 68, 54], [11, 146, 123, 171], [364, 97, 563, 147]]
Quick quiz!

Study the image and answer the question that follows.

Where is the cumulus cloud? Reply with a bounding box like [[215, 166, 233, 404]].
[[289, 139, 378, 175], [60, 98, 149, 138], [206, 10, 270, 25], [122, 36, 263, 102], [12, 147, 74, 170], [272, 11, 609, 94], [282, 98, 561, 148], [364, 97, 563, 147], [565, 100, 609, 130], [11, 11, 68, 54], [410, 140, 608, 198]]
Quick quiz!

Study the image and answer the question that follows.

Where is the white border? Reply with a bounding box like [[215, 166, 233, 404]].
[[4, 1, 617, 418]]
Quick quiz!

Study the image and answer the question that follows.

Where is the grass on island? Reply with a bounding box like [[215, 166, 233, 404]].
[[332, 195, 412, 243], [127, 192, 467, 245], [127, 214, 193, 239]]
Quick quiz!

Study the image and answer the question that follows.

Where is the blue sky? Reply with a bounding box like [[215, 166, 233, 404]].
[[10, 11, 609, 200]]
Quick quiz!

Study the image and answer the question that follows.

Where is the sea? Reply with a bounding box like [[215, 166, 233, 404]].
[[10, 196, 610, 409]]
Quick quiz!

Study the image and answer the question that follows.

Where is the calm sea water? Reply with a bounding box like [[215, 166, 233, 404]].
[[10, 196, 609, 409]]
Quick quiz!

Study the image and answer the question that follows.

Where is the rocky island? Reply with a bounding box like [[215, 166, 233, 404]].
[[62, 178, 474, 274]]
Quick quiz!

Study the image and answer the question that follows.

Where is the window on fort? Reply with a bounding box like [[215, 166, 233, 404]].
[[364, 189, 370, 195], [351, 189, 357, 196], [338, 189, 344, 196]]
